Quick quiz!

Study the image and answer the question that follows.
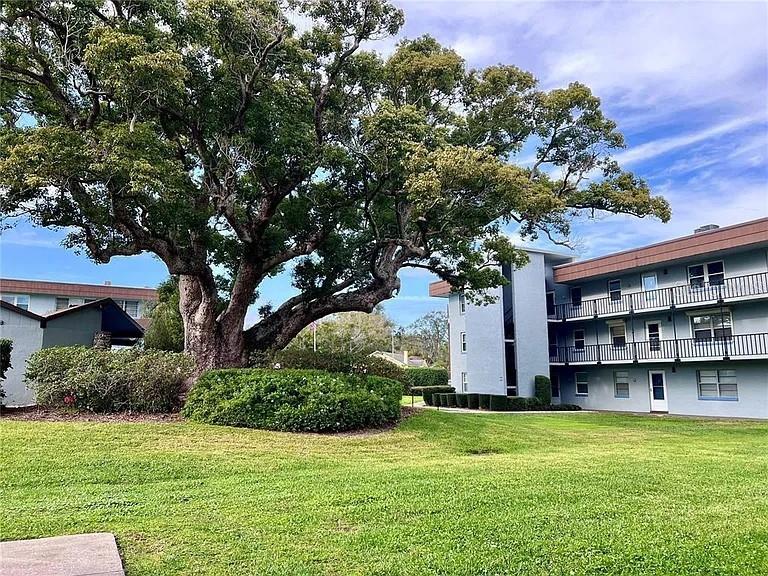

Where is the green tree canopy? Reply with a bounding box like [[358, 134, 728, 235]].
[[288, 307, 394, 355], [0, 0, 670, 370]]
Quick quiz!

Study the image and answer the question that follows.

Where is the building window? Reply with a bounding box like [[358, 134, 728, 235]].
[[609, 323, 626, 348], [614, 371, 630, 398], [646, 322, 662, 351], [697, 369, 738, 400], [570, 286, 582, 307], [642, 272, 658, 293], [575, 372, 589, 396], [55, 297, 70, 310], [691, 312, 732, 340], [573, 329, 585, 351], [461, 372, 468, 392], [608, 279, 621, 301], [460, 332, 467, 353], [458, 293, 466, 315], [688, 261, 724, 288], [1, 294, 30, 310], [118, 299, 140, 318]]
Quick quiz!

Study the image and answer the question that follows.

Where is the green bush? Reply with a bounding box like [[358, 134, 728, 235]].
[[534, 375, 552, 406], [489, 395, 509, 411], [478, 394, 491, 410], [26, 346, 193, 413], [467, 393, 480, 409], [445, 393, 457, 407], [259, 350, 407, 386], [183, 369, 402, 432], [455, 393, 468, 408], [0, 338, 11, 403], [405, 367, 449, 391], [546, 403, 582, 411], [412, 385, 455, 406]]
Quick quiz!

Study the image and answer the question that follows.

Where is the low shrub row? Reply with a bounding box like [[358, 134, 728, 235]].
[[412, 385, 455, 406], [405, 368, 449, 391], [183, 368, 403, 432], [431, 392, 581, 412], [253, 350, 407, 386], [25, 346, 194, 413]]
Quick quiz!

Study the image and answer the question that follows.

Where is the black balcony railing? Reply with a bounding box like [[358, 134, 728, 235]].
[[550, 272, 768, 320], [549, 333, 768, 364]]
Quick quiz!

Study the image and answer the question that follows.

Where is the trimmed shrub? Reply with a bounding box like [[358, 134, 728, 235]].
[[455, 393, 468, 408], [478, 394, 491, 410], [534, 375, 552, 406], [435, 393, 446, 407], [26, 346, 193, 413], [489, 395, 509, 411], [183, 369, 402, 432], [413, 385, 455, 406], [546, 403, 582, 411], [445, 393, 457, 407], [467, 393, 480, 409], [260, 350, 407, 385], [405, 368, 449, 391]]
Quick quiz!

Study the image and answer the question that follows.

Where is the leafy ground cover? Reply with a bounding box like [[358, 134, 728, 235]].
[[2, 411, 767, 575]]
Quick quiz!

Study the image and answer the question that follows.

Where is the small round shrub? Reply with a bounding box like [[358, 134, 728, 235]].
[[183, 369, 403, 433], [455, 393, 468, 408], [467, 393, 480, 409], [534, 375, 552, 406], [25, 346, 193, 413]]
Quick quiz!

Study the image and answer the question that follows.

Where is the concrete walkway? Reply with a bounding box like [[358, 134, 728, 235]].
[[0, 533, 124, 576]]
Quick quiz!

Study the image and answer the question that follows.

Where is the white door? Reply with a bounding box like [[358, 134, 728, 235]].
[[648, 370, 668, 412]]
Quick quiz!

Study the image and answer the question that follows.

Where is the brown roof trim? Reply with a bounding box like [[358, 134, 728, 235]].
[[0, 300, 45, 322], [0, 278, 158, 301], [429, 280, 451, 298], [553, 217, 768, 283]]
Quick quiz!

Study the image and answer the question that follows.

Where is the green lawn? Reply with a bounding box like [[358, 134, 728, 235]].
[[2, 411, 767, 576]]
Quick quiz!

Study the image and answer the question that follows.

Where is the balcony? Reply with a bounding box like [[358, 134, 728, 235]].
[[549, 333, 768, 365], [550, 272, 768, 321]]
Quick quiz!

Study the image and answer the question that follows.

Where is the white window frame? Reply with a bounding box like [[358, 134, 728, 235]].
[[608, 279, 622, 302], [688, 261, 725, 288], [573, 329, 585, 351], [614, 371, 630, 398], [697, 369, 738, 400], [689, 310, 732, 340], [461, 372, 468, 392], [458, 293, 466, 315], [2, 293, 30, 310], [460, 332, 467, 353], [642, 272, 658, 300], [645, 320, 662, 351], [575, 372, 589, 396], [608, 320, 626, 348]]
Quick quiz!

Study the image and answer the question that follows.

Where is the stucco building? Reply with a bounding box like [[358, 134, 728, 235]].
[[430, 218, 768, 418]]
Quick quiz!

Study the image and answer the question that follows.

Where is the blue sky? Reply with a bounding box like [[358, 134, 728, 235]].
[[2, 0, 767, 327]]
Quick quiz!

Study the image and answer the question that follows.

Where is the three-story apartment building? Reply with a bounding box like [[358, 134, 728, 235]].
[[430, 218, 768, 419]]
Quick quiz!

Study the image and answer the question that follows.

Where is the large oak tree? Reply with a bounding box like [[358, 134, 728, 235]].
[[0, 0, 670, 371]]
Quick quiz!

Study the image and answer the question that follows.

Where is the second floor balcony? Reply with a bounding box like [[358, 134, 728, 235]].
[[549, 332, 768, 365], [550, 272, 768, 321]]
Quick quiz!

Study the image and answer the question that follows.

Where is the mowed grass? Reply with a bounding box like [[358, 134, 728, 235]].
[[2, 411, 767, 576]]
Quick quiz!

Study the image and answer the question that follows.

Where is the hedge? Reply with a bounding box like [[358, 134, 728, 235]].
[[257, 350, 407, 384], [478, 394, 491, 410], [467, 393, 480, 409], [183, 368, 402, 432], [405, 368, 449, 391], [534, 375, 552, 406], [413, 385, 455, 406], [489, 394, 508, 411], [25, 346, 193, 413], [456, 393, 468, 408], [445, 393, 457, 407]]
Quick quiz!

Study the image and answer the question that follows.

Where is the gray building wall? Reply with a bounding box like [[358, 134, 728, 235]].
[[557, 361, 767, 419], [0, 307, 44, 406], [510, 252, 551, 397], [464, 286, 506, 395], [42, 309, 101, 348]]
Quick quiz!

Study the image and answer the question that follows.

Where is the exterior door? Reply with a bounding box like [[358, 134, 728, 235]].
[[648, 370, 668, 412], [646, 321, 662, 352]]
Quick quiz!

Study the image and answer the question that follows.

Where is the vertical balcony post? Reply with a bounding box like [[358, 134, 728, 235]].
[[630, 312, 637, 362], [594, 323, 601, 364], [672, 308, 680, 361]]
